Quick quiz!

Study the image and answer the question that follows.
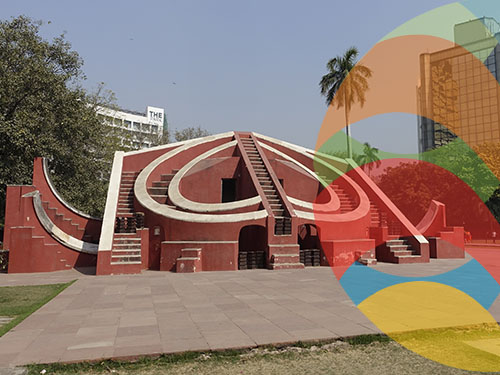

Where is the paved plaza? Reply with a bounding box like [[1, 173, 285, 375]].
[[0, 254, 499, 368]]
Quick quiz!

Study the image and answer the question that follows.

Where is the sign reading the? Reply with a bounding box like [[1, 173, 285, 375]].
[[147, 106, 164, 126]]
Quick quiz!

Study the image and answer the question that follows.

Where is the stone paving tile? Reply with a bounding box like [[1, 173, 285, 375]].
[[162, 337, 209, 353], [202, 328, 255, 350], [113, 344, 163, 359], [115, 334, 161, 348], [0, 329, 43, 355], [117, 325, 158, 337], [288, 328, 338, 341], [160, 327, 203, 340], [61, 347, 115, 363]]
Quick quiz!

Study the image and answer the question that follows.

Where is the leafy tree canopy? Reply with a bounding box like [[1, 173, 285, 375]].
[[174, 126, 210, 142], [0, 16, 124, 220], [423, 139, 498, 202]]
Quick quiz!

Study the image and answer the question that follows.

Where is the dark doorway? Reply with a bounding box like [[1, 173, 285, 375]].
[[222, 178, 237, 203], [238, 225, 267, 269], [298, 224, 321, 267]]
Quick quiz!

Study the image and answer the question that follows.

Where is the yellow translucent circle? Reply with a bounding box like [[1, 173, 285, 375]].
[[358, 281, 500, 372]]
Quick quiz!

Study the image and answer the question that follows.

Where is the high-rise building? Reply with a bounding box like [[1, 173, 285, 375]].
[[97, 105, 166, 149], [417, 17, 500, 153]]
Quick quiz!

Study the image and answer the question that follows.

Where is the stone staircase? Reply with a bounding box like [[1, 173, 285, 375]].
[[41, 199, 98, 243], [378, 238, 423, 263], [148, 169, 179, 207], [113, 170, 144, 269], [176, 248, 201, 273], [111, 233, 141, 265], [240, 137, 291, 235], [369, 201, 383, 227], [268, 245, 304, 270], [117, 171, 139, 217], [331, 184, 356, 213]]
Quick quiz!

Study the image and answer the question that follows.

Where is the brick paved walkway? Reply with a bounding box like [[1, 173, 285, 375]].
[[0, 255, 498, 367]]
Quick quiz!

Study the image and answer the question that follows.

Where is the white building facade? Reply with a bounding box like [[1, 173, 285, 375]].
[[97, 105, 165, 149]]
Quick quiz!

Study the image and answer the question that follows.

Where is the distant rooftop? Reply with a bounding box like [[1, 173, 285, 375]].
[[118, 107, 146, 117], [454, 17, 500, 46]]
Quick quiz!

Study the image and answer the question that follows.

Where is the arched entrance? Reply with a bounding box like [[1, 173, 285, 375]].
[[298, 224, 321, 267], [238, 225, 267, 269]]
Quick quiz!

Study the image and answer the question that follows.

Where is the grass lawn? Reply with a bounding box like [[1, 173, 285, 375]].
[[0, 281, 75, 337], [26, 335, 499, 375]]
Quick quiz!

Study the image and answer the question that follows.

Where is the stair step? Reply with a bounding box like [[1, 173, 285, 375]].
[[111, 254, 142, 259], [150, 195, 168, 203], [111, 261, 142, 265], [113, 243, 141, 248], [181, 248, 202, 258], [392, 250, 413, 256], [389, 245, 409, 250], [387, 240, 405, 245], [270, 263, 305, 270], [160, 174, 175, 182], [112, 250, 141, 255], [148, 187, 168, 195], [152, 181, 169, 187]]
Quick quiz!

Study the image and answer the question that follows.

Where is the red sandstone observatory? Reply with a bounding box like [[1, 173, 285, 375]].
[[2, 131, 464, 274]]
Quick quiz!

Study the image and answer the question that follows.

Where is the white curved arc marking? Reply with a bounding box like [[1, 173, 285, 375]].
[[253, 132, 349, 168], [168, 140, 261, 212], [135, 132, 268, 223], [26, 190, 98, 255], [254, 136, 371, 222]]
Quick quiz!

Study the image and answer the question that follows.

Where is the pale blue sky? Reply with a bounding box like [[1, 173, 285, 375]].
[[2, 0, 463, 153]]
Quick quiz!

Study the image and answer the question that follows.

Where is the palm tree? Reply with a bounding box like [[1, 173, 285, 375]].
[[355, 142, 381, 177], [319, 47, 372, 158]]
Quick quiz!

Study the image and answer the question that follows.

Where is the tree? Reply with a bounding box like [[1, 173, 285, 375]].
[[319, 47, 372, 158], [376, 142, 499, 237], [486, 186, 500, 224], [376, 161, 491, 234], [472, 141, 500, 181], [174, 126, 210, 142], [0, 16, 124, 220], [424, 140, 497, 203], [354, 142, 381, 176]]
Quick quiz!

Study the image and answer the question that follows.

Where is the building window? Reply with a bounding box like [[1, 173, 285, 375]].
[[151, 125, 158, 133], [124, 120, 131, 128], [133, 122, 141, 131], [221, 179, 237, 203]]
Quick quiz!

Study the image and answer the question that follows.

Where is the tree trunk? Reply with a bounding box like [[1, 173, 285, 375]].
[[344, 90, 352, 158]]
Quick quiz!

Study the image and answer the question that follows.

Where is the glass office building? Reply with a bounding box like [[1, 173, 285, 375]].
[[418, 17, 500, 153]]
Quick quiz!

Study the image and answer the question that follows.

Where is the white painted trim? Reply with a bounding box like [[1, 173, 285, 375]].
[[415, 235, 430, 244], [253, 132, 348, 167], [134, 133, 268, 223], [26, 191, 98, 254], [168, 140, 261, 212], [99, 151, 124, 251], [124, 138, 189, 156]]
